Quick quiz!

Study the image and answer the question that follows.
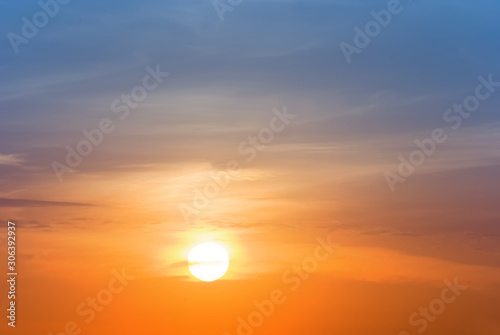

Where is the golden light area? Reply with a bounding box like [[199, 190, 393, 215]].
[[188, 243, 230, 282]]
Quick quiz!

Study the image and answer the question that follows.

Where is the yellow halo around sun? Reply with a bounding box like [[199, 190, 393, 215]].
[[188, 243, 229, 282]]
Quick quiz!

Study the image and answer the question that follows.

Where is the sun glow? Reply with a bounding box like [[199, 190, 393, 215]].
[[188, 243, 230, 282]]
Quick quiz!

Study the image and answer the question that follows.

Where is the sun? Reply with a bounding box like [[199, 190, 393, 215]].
[[188, 243, 229, 282]]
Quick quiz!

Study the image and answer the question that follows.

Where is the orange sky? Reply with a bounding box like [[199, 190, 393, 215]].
[[1, 162, 500, 334]]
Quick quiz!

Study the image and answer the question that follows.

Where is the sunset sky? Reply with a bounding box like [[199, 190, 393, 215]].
[[1, 0, 500, 334]]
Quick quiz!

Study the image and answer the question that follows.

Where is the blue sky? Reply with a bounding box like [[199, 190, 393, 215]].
[[2, 0, 500, 134]]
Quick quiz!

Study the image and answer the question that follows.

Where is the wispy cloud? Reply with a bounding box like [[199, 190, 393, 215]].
[[0, 198, 95, 207], [0, 153, 24, 166]]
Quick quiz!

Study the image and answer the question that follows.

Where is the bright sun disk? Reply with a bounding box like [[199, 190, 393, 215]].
[[188, 243, 229, 282]]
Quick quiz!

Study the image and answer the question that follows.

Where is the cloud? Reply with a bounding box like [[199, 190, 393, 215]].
[[0, 154, 24, 166], [0, 198, 95, 207]]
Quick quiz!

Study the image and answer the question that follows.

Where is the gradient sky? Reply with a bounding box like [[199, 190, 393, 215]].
[[1, 0, 500, 334]]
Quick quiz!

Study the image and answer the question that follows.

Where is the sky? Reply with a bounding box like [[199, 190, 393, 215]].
[[1, 0, 500, 334]]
